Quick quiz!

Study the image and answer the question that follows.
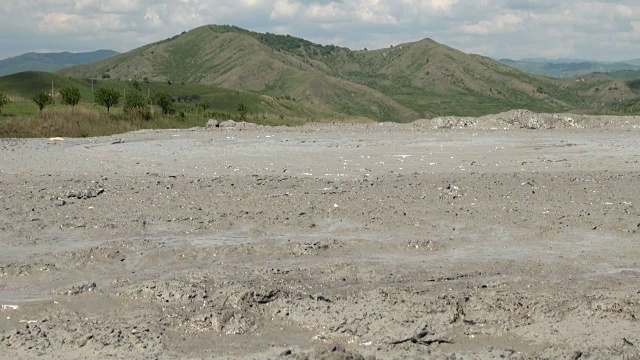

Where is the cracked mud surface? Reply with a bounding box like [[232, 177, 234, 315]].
[[1, 114, 640, 359]]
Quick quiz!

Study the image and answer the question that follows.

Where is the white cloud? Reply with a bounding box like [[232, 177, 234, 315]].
[[460, 11, 525, 35], [304, 2, 348, 22], [97, 0, 143, 13], [144, 6, 163, 28], [1, 0, 640, 61], [270, 0, 302, 19]]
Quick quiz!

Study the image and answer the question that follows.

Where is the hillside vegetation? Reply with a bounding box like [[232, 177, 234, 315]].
[[57, 25, 640, 121], [0, 71, 351, 138], [0, 71, 340, 118]]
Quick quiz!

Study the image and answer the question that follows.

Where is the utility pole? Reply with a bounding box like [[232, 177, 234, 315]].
[[51, 81, 54, 98]]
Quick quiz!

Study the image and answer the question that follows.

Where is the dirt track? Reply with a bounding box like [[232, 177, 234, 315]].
[[1, 112, 640, 359]]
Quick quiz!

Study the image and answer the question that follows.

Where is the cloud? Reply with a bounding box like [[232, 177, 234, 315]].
[[460, 11, 526, 35], [1, 0, 640, 61], [270, 0, 302, 19]]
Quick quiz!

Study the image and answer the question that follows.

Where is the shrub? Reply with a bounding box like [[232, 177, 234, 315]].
[[0, 92, 9, 114], [130, 80, 142, 91], [196, 101, 210, 112], [124, 90, 151, 120], [153, 91, 175, 115]]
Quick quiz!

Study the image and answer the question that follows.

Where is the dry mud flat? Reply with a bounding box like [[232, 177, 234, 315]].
[[1, 111, 640, 359]]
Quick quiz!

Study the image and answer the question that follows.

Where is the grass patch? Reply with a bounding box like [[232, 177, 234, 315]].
[[0, 102, 335, 138], [1, 106, 137, 138]]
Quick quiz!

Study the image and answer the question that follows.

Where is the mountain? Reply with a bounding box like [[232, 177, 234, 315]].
[[521, 57, 640, 66], [500, 58, 638, 78], [520, 57, 592, 64], [624, 59, 640, 66], [0, 50, 118, 76], [58, 25, 637, 121]]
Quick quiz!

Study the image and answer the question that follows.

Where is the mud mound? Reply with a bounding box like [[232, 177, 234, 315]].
[[417, 109, 640, 129]]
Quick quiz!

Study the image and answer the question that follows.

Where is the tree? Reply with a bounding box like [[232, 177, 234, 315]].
[[59, 86, 81, 108], [32, 92, 53, 112], [94, 87, 121, 114], [236, 101, 248, 119], [153, 91, 174, 115], [0, 92, 9, 114]]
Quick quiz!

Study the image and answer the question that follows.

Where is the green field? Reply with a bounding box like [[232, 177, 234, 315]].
[[0, 71, 331, 115]]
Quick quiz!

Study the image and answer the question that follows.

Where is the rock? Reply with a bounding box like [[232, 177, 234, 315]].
[[219, 120, 237, 128], [59, 282, 97, 296], [206, 119, 220, 128], [65, 187, 104, 200], [430, 116, 478, 129], [280, 349, 293, 356], [526, 116, 543, 129]]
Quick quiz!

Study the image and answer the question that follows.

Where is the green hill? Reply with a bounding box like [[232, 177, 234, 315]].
[[0, 72, 92, 98], [0, 50, 118, 76], [49, 25, 640, 120], [603, 69, 640, 81]]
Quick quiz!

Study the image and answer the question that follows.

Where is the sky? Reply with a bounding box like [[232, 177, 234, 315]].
[[1, 0, 639, 62]]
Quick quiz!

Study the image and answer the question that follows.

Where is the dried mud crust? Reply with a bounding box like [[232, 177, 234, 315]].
[[1, 121, 640, 359]]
